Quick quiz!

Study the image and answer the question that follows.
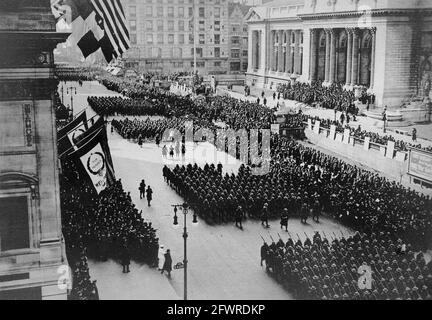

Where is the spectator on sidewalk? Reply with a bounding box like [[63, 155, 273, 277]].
[[161, 249, 172, 278], [146, 186, 153, 207]]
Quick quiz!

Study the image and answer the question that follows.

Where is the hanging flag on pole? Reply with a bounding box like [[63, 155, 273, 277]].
[[53, 0, 130, 63], [57, 111, 88, 156], [69, 126, 115, 194]]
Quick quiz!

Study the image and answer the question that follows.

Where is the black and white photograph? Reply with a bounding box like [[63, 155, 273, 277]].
[[0, 0, 432, 306]]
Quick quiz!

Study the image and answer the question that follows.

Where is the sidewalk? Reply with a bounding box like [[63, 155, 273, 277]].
[[222, 85, 432, 147]]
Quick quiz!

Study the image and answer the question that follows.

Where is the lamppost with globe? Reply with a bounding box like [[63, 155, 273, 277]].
[[172, 203, 198, 301]]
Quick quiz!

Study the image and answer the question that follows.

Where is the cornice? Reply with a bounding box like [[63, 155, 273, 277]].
[[298, 8, 429, 20]]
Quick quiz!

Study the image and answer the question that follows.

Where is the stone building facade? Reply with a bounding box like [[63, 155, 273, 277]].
[[245, 0, 432, 108], [0, 0, 68, 299]]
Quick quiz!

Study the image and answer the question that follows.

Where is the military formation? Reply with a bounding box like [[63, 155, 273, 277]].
[[262, 231, 432, 300]]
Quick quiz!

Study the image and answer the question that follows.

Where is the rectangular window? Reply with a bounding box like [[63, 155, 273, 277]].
[[168, 7, 174, 17], [168, 34, 174, 44], [231, 49, 240, 58], [129, 6, 137, 18], [214, 34, 220, 45], [130, 33, 137, 44], [214, 47, 220, 57], [178, 20, 184, 31], [146, 21, 153, 31], [199, 34, 205, 45], [199, 7, 205, 18], [157, 34, 163, 44], [147, 34, 153, 44], [178, 7, 184, 17], [214, 61, 221, 67], [146, 6, 153, 17], [157, 20, 163, 31], [214, 21, 220, 31], [231, 36, 240, 45], [168, 20, 174, 31], [178, 34, 185, 44], [157, 6, 163, 17], [0, 196, 29, 252], [230, 62, 241, 71], [129, 20, 137, 32]]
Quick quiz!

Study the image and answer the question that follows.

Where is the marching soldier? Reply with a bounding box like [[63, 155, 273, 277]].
[[235, 205, 244, 229], [261, 203, 270, 228], [280, 208, 289, 231]]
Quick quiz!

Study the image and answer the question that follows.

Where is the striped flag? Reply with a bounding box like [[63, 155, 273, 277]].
[[53, 0, 130, 63]]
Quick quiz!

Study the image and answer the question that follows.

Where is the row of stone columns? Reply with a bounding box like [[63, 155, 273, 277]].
[[269, 29, 303, 75], [309, 27, 376, 88]]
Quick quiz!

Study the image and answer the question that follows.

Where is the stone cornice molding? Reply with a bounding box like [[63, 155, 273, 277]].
[[298, 8, 430, 20]]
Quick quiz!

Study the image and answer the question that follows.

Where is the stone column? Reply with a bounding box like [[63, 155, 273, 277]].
[[285, 30, 292, 73], [251, 31, 256, 70], [329, 29, 337, 84], [369, 27, 376, 90], [351, 28, 359, 86], [345, 28, 353, 86], [269, 30, 275, 71], [324, 29, 331, 82], [278, 30, 284, 72], [294, 30, 301, 74], [309, 29, 318, 81], [260, 30, 266, 72]]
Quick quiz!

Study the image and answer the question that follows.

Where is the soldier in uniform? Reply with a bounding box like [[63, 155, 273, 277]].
[[235, 205, 244, 229], [261, 203, 270, 228], [280, 208, 289, 231], [139, 179, 146, 199]]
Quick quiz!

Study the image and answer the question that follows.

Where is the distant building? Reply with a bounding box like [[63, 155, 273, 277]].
[[122, 0, 230, 75], [122, 0, 251, 77]]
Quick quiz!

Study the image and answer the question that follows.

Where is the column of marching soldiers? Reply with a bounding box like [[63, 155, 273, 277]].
[[80, 73, 432, 300]]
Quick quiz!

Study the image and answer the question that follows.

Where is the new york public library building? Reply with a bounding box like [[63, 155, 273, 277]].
[[245, 0, 432, 110]]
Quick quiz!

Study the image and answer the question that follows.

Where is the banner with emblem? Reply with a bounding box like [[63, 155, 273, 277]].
[[70, 125, 115, 194], [60, 115, 104, 158], [58, 111, 89, 157]]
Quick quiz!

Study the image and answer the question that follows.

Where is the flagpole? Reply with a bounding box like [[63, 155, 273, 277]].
[[193, 0, 197, 77]]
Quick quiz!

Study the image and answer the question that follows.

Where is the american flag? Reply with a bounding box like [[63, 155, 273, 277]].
[[52, 0, 130, 63]]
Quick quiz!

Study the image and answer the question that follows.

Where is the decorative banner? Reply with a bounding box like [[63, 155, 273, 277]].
[[329, 125, 336, 140], [313, 120, 320, 134], [80, 142, 108, 194], [343, 129, 350, 144], [364, 137, 370, 150], [408, 149, 432, 182], [386, 141, 395, 159], [271, 124, 280, 134], [70, 126, 115, 194], [58, 110, 88, 139], [58, 111, 88, 156]]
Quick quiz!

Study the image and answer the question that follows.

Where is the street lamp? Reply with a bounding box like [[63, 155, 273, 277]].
[[66, 86, 77, 116], [172, 203, 198, 301]]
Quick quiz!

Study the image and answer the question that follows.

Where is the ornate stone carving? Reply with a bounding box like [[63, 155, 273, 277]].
[[23, 103, 33, 147], [0, 79, 58, 101]]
